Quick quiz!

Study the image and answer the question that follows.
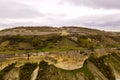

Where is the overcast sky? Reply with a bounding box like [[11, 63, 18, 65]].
[[0, 0, 120, 31]]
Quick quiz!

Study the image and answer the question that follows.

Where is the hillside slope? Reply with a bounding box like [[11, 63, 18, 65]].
[[0, 26, 120, 80], [0, 27, 120, 54]]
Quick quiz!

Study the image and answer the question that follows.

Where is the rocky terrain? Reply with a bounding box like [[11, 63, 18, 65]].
[[0, 26, 120, 80]]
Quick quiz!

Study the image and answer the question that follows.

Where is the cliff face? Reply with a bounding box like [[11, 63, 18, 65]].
[[34, 53, 120, 80], [0, 52, 120, 80]]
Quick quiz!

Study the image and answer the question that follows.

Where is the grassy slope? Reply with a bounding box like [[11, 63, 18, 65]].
[[0, 27, 120, 54], [0, 34, 120, 54]]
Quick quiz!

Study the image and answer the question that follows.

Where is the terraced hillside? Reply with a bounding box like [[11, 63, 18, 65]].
[[0, 26, 120, 80], [0, 27, 120, 53]]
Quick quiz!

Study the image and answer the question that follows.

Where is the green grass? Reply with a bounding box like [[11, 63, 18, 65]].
[[0, 50, 27, 54], [40, 37, 82, 52], [41, 46, 82, 52]]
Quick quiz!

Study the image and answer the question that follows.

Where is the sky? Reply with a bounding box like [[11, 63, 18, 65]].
[[0, 0, 120, 31]]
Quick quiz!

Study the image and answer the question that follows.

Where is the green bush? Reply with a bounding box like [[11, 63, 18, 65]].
[[89, 56, 115, 80], [19, 63, 37, 80], [0, 63, 16, 80]]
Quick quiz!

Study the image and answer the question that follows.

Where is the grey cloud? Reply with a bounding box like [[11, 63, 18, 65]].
[[65, 0, 120, 9], [0, 0, 43, 19], [82, 14, 120, 27], [0, 13, 120, 31], [66, 14, 120, 31], [43, 13, 120, 31], [0, 21, 38, 30]]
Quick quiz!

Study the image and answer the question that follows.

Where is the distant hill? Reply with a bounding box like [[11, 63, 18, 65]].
[[0, 26, 120, 36]]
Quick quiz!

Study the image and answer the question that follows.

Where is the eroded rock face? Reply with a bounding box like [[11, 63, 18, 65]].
[[87, 61, 108, 80], [44, 51, 88, 70], [30, 66, 39, 80], [4, 68, 19, 80], [36, 61, 90, 80], [0, 52, 120, 80]]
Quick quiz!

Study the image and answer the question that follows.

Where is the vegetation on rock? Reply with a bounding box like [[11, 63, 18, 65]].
[[19, 63, 37, 80]]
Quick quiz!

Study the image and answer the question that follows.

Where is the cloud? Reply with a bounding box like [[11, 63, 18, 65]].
[[0, 0, 43, 19], [62, 14, 120, 31], [0, 13, 120, 31], [0, 0, 120, 32], [65, 0, 120, 9]]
